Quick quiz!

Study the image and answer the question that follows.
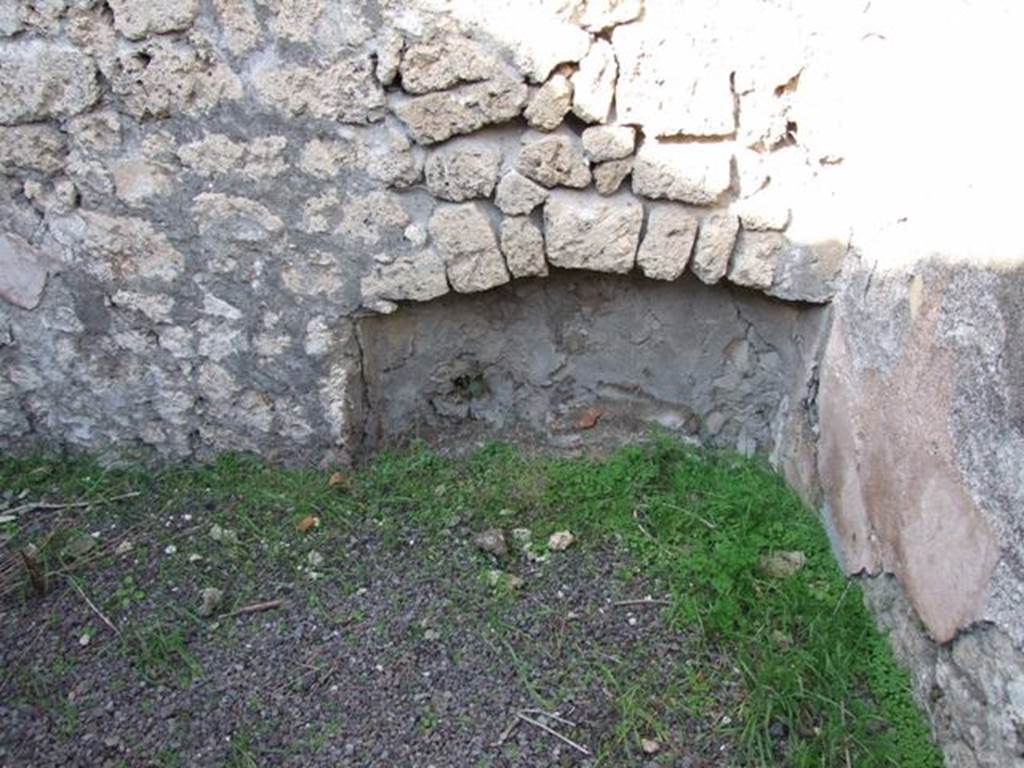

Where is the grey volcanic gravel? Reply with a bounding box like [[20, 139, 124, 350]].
[[0, 517, 738, 767]]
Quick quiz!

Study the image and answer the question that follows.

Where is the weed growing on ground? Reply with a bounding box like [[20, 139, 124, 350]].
[[0, 438, 942, 767]]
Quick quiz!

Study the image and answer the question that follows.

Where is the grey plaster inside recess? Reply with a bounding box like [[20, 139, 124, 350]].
[[358, 270, 827, 456]]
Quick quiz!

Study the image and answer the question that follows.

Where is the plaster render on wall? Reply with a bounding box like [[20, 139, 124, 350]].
[[1, 1, 1023, 763]]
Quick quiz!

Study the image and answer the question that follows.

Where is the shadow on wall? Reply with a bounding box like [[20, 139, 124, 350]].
[[357, 269, 829, 458]]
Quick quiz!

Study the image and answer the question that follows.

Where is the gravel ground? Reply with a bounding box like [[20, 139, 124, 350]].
[[0, 510, 739, 767]]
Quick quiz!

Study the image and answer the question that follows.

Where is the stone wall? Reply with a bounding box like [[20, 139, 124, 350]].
[[1, 0, 1023, 765]]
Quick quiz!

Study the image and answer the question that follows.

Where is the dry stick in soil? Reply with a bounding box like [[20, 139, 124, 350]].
[[516, 712, 592, 756], [67, 575, 123, 640], [1, 492, 142, 518], [613, 598, 672, 607], [225, 599, 283, 618]]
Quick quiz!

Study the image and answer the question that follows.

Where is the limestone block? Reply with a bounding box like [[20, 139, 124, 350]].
[[578, 0, 644, 31], [581, 125, 636, 162], [571, 40, 617, 124], [263, 0, 327, 44], [0, 4, 21, 36], [112, 159, 172, 206], [252, 54, 385, 123], [728, 230, 784, 290], [0, 41, 100, 124], [506, 9, 591, 82], [375, 30, 403, 86], [0, 233, 48, 310], [544, 190, 643, 274], [67, 109, 122, 154], [361, 249, 450, 308], [362, 124, 423, 188], [766, 241, 846, 303], [192, 193, 284, 242], [734, 188, 791, 231], [428, 203, 510, 293], [392, 76, 528, 144], [105, 42, 205, 120], [108, 0, 199, 40], [0, 125, 65, 175], [500, 217, 548, 278], [593, 159, 632, 195], [690, 212, 739, 285], [337, 191, 410, 244], [632, 141, 731, 205], [178, 134, 288, 181], [494, 171, 549, 215], [612, 22, 734, 137], [299, 137, 358, 179], [517, 132, 591, 189], [53, 210, 186, 283], [425, 140, 501, 202], [524, 73, 573, 131], [636, 205, 699, 281], [212, 0, 262, 55], [399, 36, 498, 94], [737, 87, 792, 151]]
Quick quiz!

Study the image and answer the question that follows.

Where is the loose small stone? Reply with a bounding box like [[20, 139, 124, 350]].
[[473, 528, 508, 557], [548, 530, 575, 551], [198, 587, 224, 618]]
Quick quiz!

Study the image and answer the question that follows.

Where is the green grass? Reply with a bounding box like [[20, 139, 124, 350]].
[[0, 437, 942, 767]]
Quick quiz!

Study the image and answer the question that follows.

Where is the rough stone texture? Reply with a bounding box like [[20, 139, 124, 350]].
[[691, 212, 740, 285], [50, 210, 185, 283], [0, 41, 100, 124], [0, 9, 1013, 763], [360, 271, 828, 458], [0, 233, 48, 310], [112, 158, 172, 206], [612, 17, 734, 137], [494, 171, 549, 216], [178, 134, 288, 181], [192, 194, 285, 242], [815, 262, 1024, 650], [524, 73, 573, 131], [499, 5, 591, 83], [428, 203, 510, 294], [0, 125, 66, 175], [734, 189, 791, 231], [360, 249, 450, 311], [399, 36, 498, 95], [424, 140, 501, 202], [212, 0, 262, 55], [636, 205, 699, 281], [593, 158, 632, 195], [767, 240, 847, 304], [578, 0, 645, 32], [728, 230, 783, 290], [108, 0, 199, 40], [104, 41, 242, 120], [392, 76, 528, 144], [572, 40, 617, 124], [864, 575, 1024, 768], [582, 125, 636, 162], [517, 132, 592, 189], [632, 141, 731, 205], [251, 54, 384, 123], [544, 190, 643, 274], [500, 216, 548, 278]]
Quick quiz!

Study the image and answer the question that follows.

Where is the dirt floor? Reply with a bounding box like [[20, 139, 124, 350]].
[[0, 441, 942, 767], [2, 522, 733, 766]]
